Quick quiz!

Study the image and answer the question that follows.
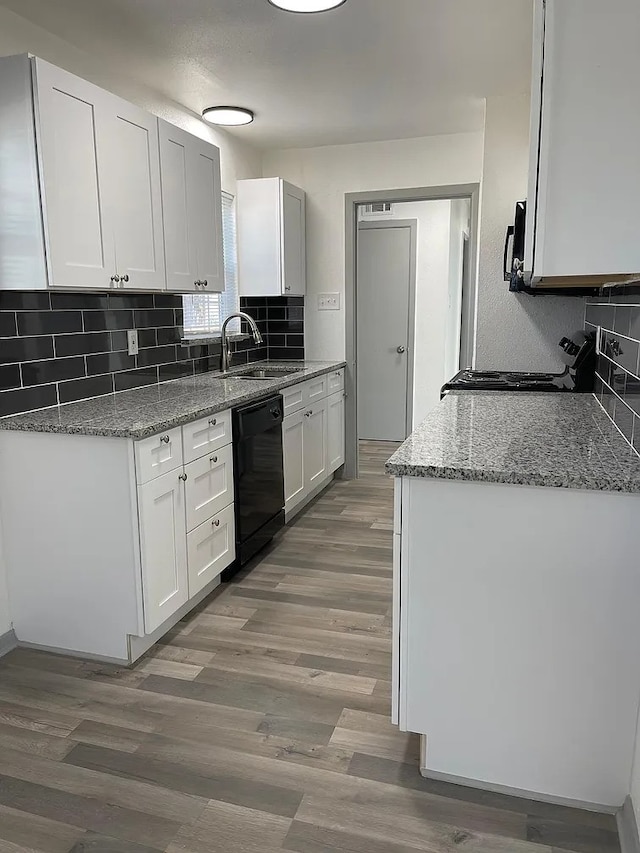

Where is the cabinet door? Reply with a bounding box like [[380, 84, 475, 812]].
[[108, 99, 165, 290], [33, 58, 116, 289], [527, 0, 640, 281], [187, 502, 236, 596], [283, 410, 305, 512], [190, 138, 224, 292], [327, 391, 345, 473], [184, 443, 234, 533], [138, 469, 188, 634], [304, 399, 328, 491], [281, 181, 306, 296], [158, 120, 198, 292]]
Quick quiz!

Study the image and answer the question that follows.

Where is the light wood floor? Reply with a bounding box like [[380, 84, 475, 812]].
[[0, 441, 620, 853]]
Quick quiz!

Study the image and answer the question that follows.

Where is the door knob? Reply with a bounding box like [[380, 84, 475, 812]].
[[397, 346, 406, 354]]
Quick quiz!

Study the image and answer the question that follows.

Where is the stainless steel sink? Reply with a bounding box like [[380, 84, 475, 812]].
[[236, 367, 305, 380]]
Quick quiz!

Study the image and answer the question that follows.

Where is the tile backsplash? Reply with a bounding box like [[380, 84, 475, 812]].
[[0, 292, 304, 418], [585, 286, 640, 455]]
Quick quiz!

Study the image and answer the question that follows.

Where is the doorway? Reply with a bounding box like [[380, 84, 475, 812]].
[[345, 184, 480, 478], [357, 220, 417, 442]]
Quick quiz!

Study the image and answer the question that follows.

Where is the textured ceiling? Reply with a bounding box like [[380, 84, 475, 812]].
[[0, 0, 533, 149]]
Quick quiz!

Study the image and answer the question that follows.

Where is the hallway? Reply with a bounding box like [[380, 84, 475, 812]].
[[0, 442, 619, 853]]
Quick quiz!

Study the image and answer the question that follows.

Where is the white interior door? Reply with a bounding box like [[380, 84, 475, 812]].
[[357, 221, 415, 441]]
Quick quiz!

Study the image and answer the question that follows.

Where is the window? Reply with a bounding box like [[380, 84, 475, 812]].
[[182, 191, 240, 337]]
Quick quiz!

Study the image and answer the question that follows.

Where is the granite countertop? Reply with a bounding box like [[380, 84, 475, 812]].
[[0, 360, 345, 440], [386, 392, 640, 493]]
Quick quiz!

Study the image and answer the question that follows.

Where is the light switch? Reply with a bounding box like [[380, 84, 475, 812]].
[[127, 329, 139, 356], [318, 293, 341, 311]]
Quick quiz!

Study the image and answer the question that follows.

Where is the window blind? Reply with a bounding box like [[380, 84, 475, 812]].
[[182, 191, 240, 337]]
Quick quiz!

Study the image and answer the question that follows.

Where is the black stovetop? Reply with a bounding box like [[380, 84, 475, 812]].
[[441, 369, 569, 396]]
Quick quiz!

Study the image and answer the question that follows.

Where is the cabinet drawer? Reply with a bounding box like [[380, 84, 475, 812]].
[[305, 374, 327, 405], [282, 382, 306, 416], [184, 442, 234, 532], [135, 427, 183, 485], [182, 409, 232, 465], [327, 368, 345, 395], [187, 502, 236, 596]]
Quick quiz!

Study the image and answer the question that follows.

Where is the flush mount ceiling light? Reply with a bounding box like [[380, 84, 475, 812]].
[[202, 106, 254, 126], [268, 0, 347, 12]]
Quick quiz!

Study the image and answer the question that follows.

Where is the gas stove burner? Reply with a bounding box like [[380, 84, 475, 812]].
[[505, 372, 556, 383], [462, 370, 502, 380]]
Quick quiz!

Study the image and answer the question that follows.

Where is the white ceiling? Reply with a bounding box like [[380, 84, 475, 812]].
[[0, 0, 533, 150]]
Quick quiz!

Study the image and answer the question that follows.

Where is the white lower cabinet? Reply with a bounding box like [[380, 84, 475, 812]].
[[138, 468, 189, 634], [184, 443, 234, 532], [282, 372, 345, 517], [327, 391, 346, 471], [137, 411, 235, 636], [187, 503, 236, 596], [305, 401, 328, 490], [283, 409, 305, 513]]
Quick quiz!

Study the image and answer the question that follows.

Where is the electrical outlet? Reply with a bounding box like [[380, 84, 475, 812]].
[[127, 329, 139, 356], [318, 292, 341, 311]]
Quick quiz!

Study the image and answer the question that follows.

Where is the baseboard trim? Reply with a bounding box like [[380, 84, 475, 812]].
[[618, 796, 640, 853], [15, 640, 126, 666], [0, 628, 17, 658], [419, 739, 616, 814]]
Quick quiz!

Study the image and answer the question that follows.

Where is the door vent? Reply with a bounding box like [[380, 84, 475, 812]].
[[362, 202, 393, 217]]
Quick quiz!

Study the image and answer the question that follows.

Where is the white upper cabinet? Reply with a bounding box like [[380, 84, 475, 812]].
[[237, 177, 306, 297], [108, 97, 166, 291], [526, 0, 640, 285], [0, 54, 223, 293], [158, 121, 224, 293], [33, 58, 116, 290]]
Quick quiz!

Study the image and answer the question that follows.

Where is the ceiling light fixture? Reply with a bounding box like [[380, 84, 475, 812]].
[[202, 106, 254, 126], [268, 0, 347, 12]]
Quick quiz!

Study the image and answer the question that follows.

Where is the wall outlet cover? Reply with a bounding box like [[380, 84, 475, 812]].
[[127, 329, 139, 356], [318, 293, 341, 311]]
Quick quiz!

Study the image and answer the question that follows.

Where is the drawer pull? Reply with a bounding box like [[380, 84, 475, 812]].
[[304, 410, 312, 418], [178, 473, 188, 482], [210, 456, 218, 464], [212, 518, 220, 527], [208, 418, 217, 426], [160, 435, 171, 444]]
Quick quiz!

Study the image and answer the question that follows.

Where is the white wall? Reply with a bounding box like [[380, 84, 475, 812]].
[[262, 132, 484, 361], [0, 6, 263, 194], [446, 199, 471, 379], [475, 95, 585, 372], [0, 530, 11, 637]]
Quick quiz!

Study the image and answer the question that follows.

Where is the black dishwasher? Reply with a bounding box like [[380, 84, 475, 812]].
[[222, 394, 285, 580]]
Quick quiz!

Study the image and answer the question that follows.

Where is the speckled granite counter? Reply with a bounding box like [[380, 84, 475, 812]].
[[386, 392, 640, 493], [0, 360, 345, 439]]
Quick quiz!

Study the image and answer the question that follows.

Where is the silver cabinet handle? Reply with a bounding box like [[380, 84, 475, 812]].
[[194, 280, 201, 288], [212, 518, 220, 527], [397, 346, 406, 354], [208, 418, 217, 426], [304, 410, 312, 418], [210, 456, 218, 464], [121, 274, 129, 283], [178, 473, 188, 482], [160, 435, 170, 444], [202, 280, 208, 288], [110, 274, 120, 284]]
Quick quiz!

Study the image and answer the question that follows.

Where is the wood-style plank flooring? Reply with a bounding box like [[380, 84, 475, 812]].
[[0, 441, 620, 853]]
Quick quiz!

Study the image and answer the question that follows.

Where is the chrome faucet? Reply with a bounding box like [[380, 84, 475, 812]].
[[220, 312, 263, 373]]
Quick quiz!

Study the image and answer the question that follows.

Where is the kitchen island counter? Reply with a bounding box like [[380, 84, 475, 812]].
[[386, 391, 640, 493], [388, 390, 640, 812]]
